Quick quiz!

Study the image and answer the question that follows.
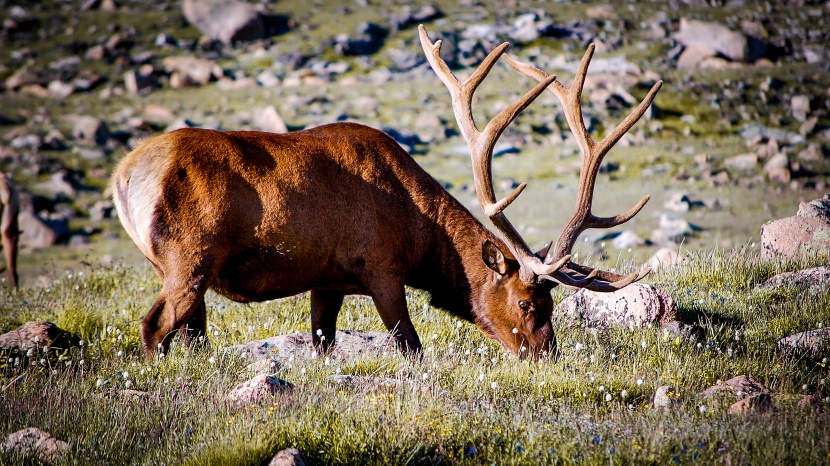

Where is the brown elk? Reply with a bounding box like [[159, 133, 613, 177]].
[[112, 25, 661, 361], [0, 173, 19, 288]]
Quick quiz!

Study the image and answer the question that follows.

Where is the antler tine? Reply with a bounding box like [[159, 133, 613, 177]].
[[505, 47, 662, 290], [419, 25, 562, 282]]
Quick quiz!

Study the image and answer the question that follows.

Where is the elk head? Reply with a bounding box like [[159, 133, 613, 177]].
[[419, 26, 662, 359]]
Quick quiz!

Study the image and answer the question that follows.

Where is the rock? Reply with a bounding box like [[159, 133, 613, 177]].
[[676, 44, 717, 70], [251, 106, 288, 134], [85, 45, 106, 61], [123, 69, 156, 96], [71, 116, 110, 146], [610, 230, 645, 249], [389, 4, 443, 31], [143, 104, 176, 125], [660, 320, 704, 344], [646, 247, 683, 272], [0, 427, 69, 464], [797, 144, 824, 163], [47, 80, 74, 99], [43, 130, 67, 150], [724, 153, 758, 171], [256, 70, 280, 88], [38, 170, 79, 197], [0, 321, 77, 353], [334, 22, 387, 56], [68, 234, 91, 247], [329, 374, 402, 391], [586, 5, 618, 21], [227, 374, 293, 405], [800, 117, 819, 137], [228, 330, 394, 361], [739, 123, 804, 145], [267, 448, 307, 466], [245, 358, 282, 374], [183, 0, 266, 45], [556, 283, 677, 329], [700, 375, 767, 400], [656, 214, 699, 240], [674, 19, 749, 62], [10, 134, 41, 151], [89, 200, 115, 221], [663, 192, 692, 212], [760, 195, 830, 260], [5, 66, 48, 91], [758, 267, 830, 292], [790, 95, 811, 123], [163, 56, 223, 87], [653, 385, 678, 408], [727, 393, 774, 415], [18, 210, 61, 249], [763, 153, 790, 182], [777, 328, 830, 354]]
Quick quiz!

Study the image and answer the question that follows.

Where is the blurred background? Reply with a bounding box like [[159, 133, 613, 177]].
[[0, 0, 828, 286]]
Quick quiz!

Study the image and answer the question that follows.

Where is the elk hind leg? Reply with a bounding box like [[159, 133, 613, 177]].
[[140, 275, 211, 360], [311, 289, 344, 353]]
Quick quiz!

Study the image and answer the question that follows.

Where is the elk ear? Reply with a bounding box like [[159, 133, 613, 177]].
[[482, 239, 509, 276], [535, 241, 552, 260]]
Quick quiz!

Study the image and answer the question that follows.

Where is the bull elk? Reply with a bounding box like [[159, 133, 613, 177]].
[[112, 25, 661, 361]]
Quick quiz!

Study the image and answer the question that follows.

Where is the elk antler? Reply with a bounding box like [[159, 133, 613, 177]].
[[503, 45, 662, 291], [419, 25, 567, 284]]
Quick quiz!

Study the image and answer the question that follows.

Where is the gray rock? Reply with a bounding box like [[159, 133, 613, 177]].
[[71, 116, 110, 146], [758, 267, 830, 292], [89, 200, 115, 221], [268, 448, 307, 466], [0, 428, 69, 464], [10, 134, 42, 151], [790, 95, 811, 123], [724, 153, 758, 171], [660, 320, 704, 344], [739, 123, 804, 145], [47, 80, 74, 99], [653, 385, 678, 408], [556, 283, 677, 329], [777, 328, 830, 354], [227, 374, 293, 406], [228, 330, 394, 361], [182, 0, 265, 45], [5, 66, 48, 91], [760, 195, 830, 260], [663, 192, 692, 212], [334, 22, 387, 56], [611, 230, 645, 249], [727, 393, 774, 415], [251, 106, 288, 134], [163, 56, 223, 87], [389, 4, 443, 31], [674, 19, 749, 62], [18, 210, 60, 249], [676, 43, 717, 70], [646, 247, 683, 272], [0, 321, 77, 352], [700, 375, 767, 400]]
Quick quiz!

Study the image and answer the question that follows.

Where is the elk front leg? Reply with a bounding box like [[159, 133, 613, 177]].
[[177, 299, 208, 350], [140, 276, 210, 360], [311, 289, 344, 354], [369, 281, 422, 354]]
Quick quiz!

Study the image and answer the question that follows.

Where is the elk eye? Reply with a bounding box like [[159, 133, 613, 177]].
[[518, 300, 530, 312]]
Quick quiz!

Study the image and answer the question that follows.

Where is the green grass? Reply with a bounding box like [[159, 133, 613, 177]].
[[1, 248, 829, 464]]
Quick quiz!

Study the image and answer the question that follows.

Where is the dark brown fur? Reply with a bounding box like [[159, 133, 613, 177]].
[[113, 123, 554, 360]]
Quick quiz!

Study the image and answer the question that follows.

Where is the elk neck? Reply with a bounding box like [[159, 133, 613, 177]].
[[407, 193, 508, 325]]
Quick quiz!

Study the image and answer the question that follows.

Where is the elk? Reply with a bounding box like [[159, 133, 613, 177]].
[[0, 172, 19, 288], [112, 25, 661, 361]]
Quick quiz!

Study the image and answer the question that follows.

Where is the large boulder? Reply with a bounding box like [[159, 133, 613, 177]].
[[268, 448, 307, 466], [674, 19, 749, 62], [760, 195, 830, 261], [0, 321, 78, 354], [700, 375, 767, 401], [229, 330, 394, 361], [0, 428, 69, 464], [227, 374, 293, 406], [757, 267, 830, 292], [777, 328, 830, 354], [556, 283, 677, 328], [182, 0, 265, 45]]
